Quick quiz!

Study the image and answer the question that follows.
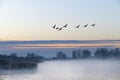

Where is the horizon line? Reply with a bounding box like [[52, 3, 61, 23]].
[[0, 39, 120, 42]]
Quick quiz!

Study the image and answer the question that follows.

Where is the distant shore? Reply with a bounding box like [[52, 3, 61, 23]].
[[0, 47, 120, 69], [0, 53, 44, 69]]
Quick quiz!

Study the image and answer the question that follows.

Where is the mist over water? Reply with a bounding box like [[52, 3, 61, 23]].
[[0, 60, 120, 80], [0, 40, 120, 80]]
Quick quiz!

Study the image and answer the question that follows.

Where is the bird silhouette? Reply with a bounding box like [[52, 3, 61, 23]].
[[83, 24, 88, 27], [75, 25, 80, 28], [63, 24, 68, 28], [58, 28, 62, 31], [56, 27, 59, 30], [91, 24, 95, 26], [52, 24, 56, 28]]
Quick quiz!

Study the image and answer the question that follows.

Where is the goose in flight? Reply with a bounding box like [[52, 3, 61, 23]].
[[58, 28, 62, 31], [83, 24, 88, 27], [56, 27, 59, 30], [63, 24, 68, 28], [91, 24, 95, 26], [52, 24, 56, 28], [75, 25, 80, 28]]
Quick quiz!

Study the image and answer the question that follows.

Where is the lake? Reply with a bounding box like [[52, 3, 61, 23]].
[[0, 60, 120, 80]]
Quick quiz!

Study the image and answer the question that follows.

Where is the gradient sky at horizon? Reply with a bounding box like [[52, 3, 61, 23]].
[[0, 0, 120, 40]]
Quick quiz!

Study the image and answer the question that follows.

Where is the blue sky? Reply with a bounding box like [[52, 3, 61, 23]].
[[0, 0, 120, 40]]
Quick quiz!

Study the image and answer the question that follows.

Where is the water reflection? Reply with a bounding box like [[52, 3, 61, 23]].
[[0, 60, 120, 80]]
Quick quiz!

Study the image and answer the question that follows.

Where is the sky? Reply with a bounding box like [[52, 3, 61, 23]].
[[0, 0, 120, 40]]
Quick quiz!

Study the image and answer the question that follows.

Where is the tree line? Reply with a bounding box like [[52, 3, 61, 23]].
[[0, 53, 45, 69], [54, 48, 120, 60]]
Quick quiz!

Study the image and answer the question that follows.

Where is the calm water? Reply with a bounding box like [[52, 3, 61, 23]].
[[0, 60, 120, 80]]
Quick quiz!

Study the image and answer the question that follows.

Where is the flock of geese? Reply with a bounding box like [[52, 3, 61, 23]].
[[52, 24, 95, 31]]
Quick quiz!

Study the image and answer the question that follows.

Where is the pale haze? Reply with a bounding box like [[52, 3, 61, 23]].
[[0, 1, 120, 80], [0, 0, 120, 40]]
